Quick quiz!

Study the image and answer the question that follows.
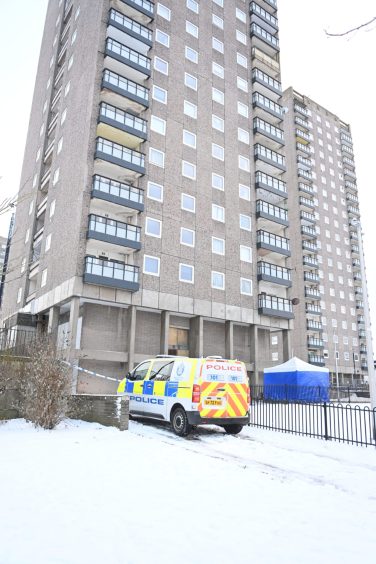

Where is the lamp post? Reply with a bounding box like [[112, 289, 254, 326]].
[[350, 219, 376, 411], [334, 336, 340, 401]]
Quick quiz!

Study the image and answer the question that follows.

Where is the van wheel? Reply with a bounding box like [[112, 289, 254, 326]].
[[171, 407, 192, 437], [223, 424, 243, 435]]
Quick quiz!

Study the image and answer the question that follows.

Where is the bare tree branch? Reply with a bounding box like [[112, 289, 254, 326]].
[[325, 16, 376, 37]]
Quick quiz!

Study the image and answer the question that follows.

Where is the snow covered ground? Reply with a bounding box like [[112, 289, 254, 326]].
[[1, 418, 376, 564]]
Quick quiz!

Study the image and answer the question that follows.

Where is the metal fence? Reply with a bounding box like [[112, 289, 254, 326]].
[[0, 328, 36, 359], [250, 385, 375, 447]]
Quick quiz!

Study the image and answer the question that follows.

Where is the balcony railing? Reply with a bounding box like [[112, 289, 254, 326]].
[[109, 9, 153, 45], [340, 132, 353, 145], [300, 211, 315, 223], [255, 171, 287, 195], [296, 142, 310, 154], [297, 155, 312, 168], [298, 168, 312, 180], [296, 128, 310, 142], [346, 193, 358, 203], [250, 23, 279, 49], [302, 240, 318, 252], [301, 225, 317, 238], [294, 103, 309, 116], [256, 199, 288, 225], [257, 230, 290, 255], [84, 256, 140, 292], [344, 168, 356, 179], [252, 68, 282, 93], [306, 304, 321, 315], [99, 102, 147, 139], [307, 338, 324, 349], [295, 116, 310, 129], [359, 330, 366, 339], [257, 261, 291, 286], [95, 137, 145, 174], [304, 271, 319, 283], [102, 69, 149, 107], [92, 174, 144, 211], [254, 144, 286, 169], [308, 354, 325, 366], [251, 47, 280, 72], [299, 196, 315, 208], [298, 182, 314, 195], [258, 294, 293, 319], [105, 37, 151, 75], [120, 0, 154, 18], [305, 286, 321, 299], [307, 320, 323, 331], [250, 2, 278, 28], [252, 92, 283, 117], [88, 214, 141, 250], [345, 180, 357, 191], [253, 117, 284, 143], [303, 255, 318, 268]]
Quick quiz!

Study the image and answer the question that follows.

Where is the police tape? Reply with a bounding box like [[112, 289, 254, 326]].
[[61, 360, 121, 383]]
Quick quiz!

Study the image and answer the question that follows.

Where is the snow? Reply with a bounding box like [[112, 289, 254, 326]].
[[1, 419, 376, 564]]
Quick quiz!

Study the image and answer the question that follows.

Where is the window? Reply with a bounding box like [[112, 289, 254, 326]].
[[185, 72, 197, 90], [45, 234, 52, 252], [17, 288, 22, 304], [212, 37, 224, 53], [239, 155, 250, 172], [144, 255, 160, 276], [64, 81, 70, 97], [241, 278, 252, 296], [240, 246, 252, 263], [154, 56, 169, 75], [212, 62, 224, 79], [49, 200, 56, 218], [41, 269, 47, 288], [212, 143, 224, 160], [153, 85, 167, 104], [237, 76, 248, 92], [61, 108, 67, 125], [179, 263, 194, 283], [74, 6, 80, 20], [212, 115, 224, 132], [237, 52, 247, 68], [181, 193, 195, 212], [212, 204, 225, 222], [57, 137, 63, 154], [212, 237, 225, 255], [36, 148, 41, 162], [271, 335, 278, 346], [147, 181, 163, 202], [29, 200, 34, 215], [21, 258, 26, 273], [71, 30, 77, 45], [150, 115, 166, 135], [131, 361, 152, 381], [186, 21, 198, 37], [236, 8, 246, 23], [52, 168, 60, 186], [183, 129, 196, 148], [184, 100, 197, 118], [68, 54, 74, 70], [239, 184, 250, 201], [149, 148, 165, 168], [237, 101, 248, 118], [212, 14, 223, 29], [213, 0, 223, 6], [185, 46, 198, 63], [182, 160, 196, 179], [236, 30, 247, 44], [212, 88, 224, 105], [212, 271, 225, 290], [25, 229, 30, 244], [238, 128, 249, 144], [145, 217, 162, 238], [157, 3, 171, 20], [212, 173, 224, 191], [180, 228, 195, 247], [240, 214, 251, 231], [187, 0, 199, 13], [156, 29, 170, 47]]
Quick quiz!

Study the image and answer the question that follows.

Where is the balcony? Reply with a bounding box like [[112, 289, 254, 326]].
[[308, 354, 325, 366], [47, 112, 59, 136], [297, 168, 312, 181], [250, 23, 279, 56], [108, 9, 153, 52], [307, 338, 324, 349], [118, 0, 154, 22], [343, 156, 355, 168], [105, 37, 151, 82], [257, 230, 291, 257], [360, 345, 367, 354], [254, 144, 286, 172], [297, 155, 312, 170], [252, 68, 282, 96], [84, 256, 140, 292], [303, 255, 318, 268], [294, 103, 308, 116], [252, 92, 283, 120], [342, 144, 353, 156], [87, 214, 141, 250], [345, 180, 357, 192], [102, 68, 149, 111], [299, 196, 315, 210], [304, 286, 321, 300], [258, 294, 293, 319], [361, 362, 368, 371], [307, 320, 323, 332], [353, 272, 362, 284], [295, 116, 310, 129], [255, 171, 287, 198], [250, 2, 278, 31], [92, 174, 144, 212], [296, 142, 310, 155], [340, 132, 353, 146], [256, 200, 288, 226], [301, 225, 317, 239], [304, 271, 320, 283], [357, 316, 365, 327], [352, 258, 361, 269], [351, 244, 360, 255], [253, 117, 284, 148], [344, 168, 356, 180], [95, 137, 145, 176], [356, 300, 364, 310], [347, 205, 360, 217], [40, 168, 51, 191], [36, 196, 48, 218], [251, 48, 280, 75], [346, 193, 358, 203], [300, 210, 315, 224], [295, 128, 310, 144], [298, 182, 314, 196], [306, 304, 321, 315], [355, 287, 363, 296], [359, 330, 366, 339], [98, 102, 147, 147], [257, 261, 292, 287], [302, 240, 318, 253]]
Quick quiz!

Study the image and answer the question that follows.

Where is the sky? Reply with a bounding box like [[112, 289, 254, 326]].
[[0, 0, 375, 336]]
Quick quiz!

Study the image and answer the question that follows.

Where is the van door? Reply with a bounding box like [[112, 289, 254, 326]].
[[126, 361, 152, 416], [199, 360, 249, 419], [143, 359, 174, 419]]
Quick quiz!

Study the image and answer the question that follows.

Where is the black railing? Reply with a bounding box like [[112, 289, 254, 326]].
[[0, 328, 37, 358], [250, 385, 375, 447]]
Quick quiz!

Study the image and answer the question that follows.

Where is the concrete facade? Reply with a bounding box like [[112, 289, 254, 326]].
[[2, 0, 293, 390]]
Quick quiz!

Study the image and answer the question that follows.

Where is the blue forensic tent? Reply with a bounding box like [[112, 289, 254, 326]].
[[263, 357, 330, 402]]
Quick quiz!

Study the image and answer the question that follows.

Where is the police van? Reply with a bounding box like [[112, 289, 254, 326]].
[[117, 356, 250, 436]]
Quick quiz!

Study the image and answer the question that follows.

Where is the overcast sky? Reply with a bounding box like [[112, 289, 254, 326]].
[[0, 0, 375, 336]]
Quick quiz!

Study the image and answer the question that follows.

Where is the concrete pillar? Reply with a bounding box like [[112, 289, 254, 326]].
[[250, 325, 260, 385], [68, 297, 80, 353], [160, 310, 170, 355], [127, 305, 137, 371], [47, 305, 60, 336], [282, 328, 291, 362], [189, 316, 203, 357], [225, 320, 234, 359]]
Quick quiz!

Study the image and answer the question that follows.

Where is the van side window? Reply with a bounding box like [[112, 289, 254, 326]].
[[131, 361, 151, 381], [149, 360, 174, 381]]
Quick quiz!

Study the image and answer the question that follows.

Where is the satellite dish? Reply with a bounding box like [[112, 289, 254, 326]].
[[291, 298, 300, 306]]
